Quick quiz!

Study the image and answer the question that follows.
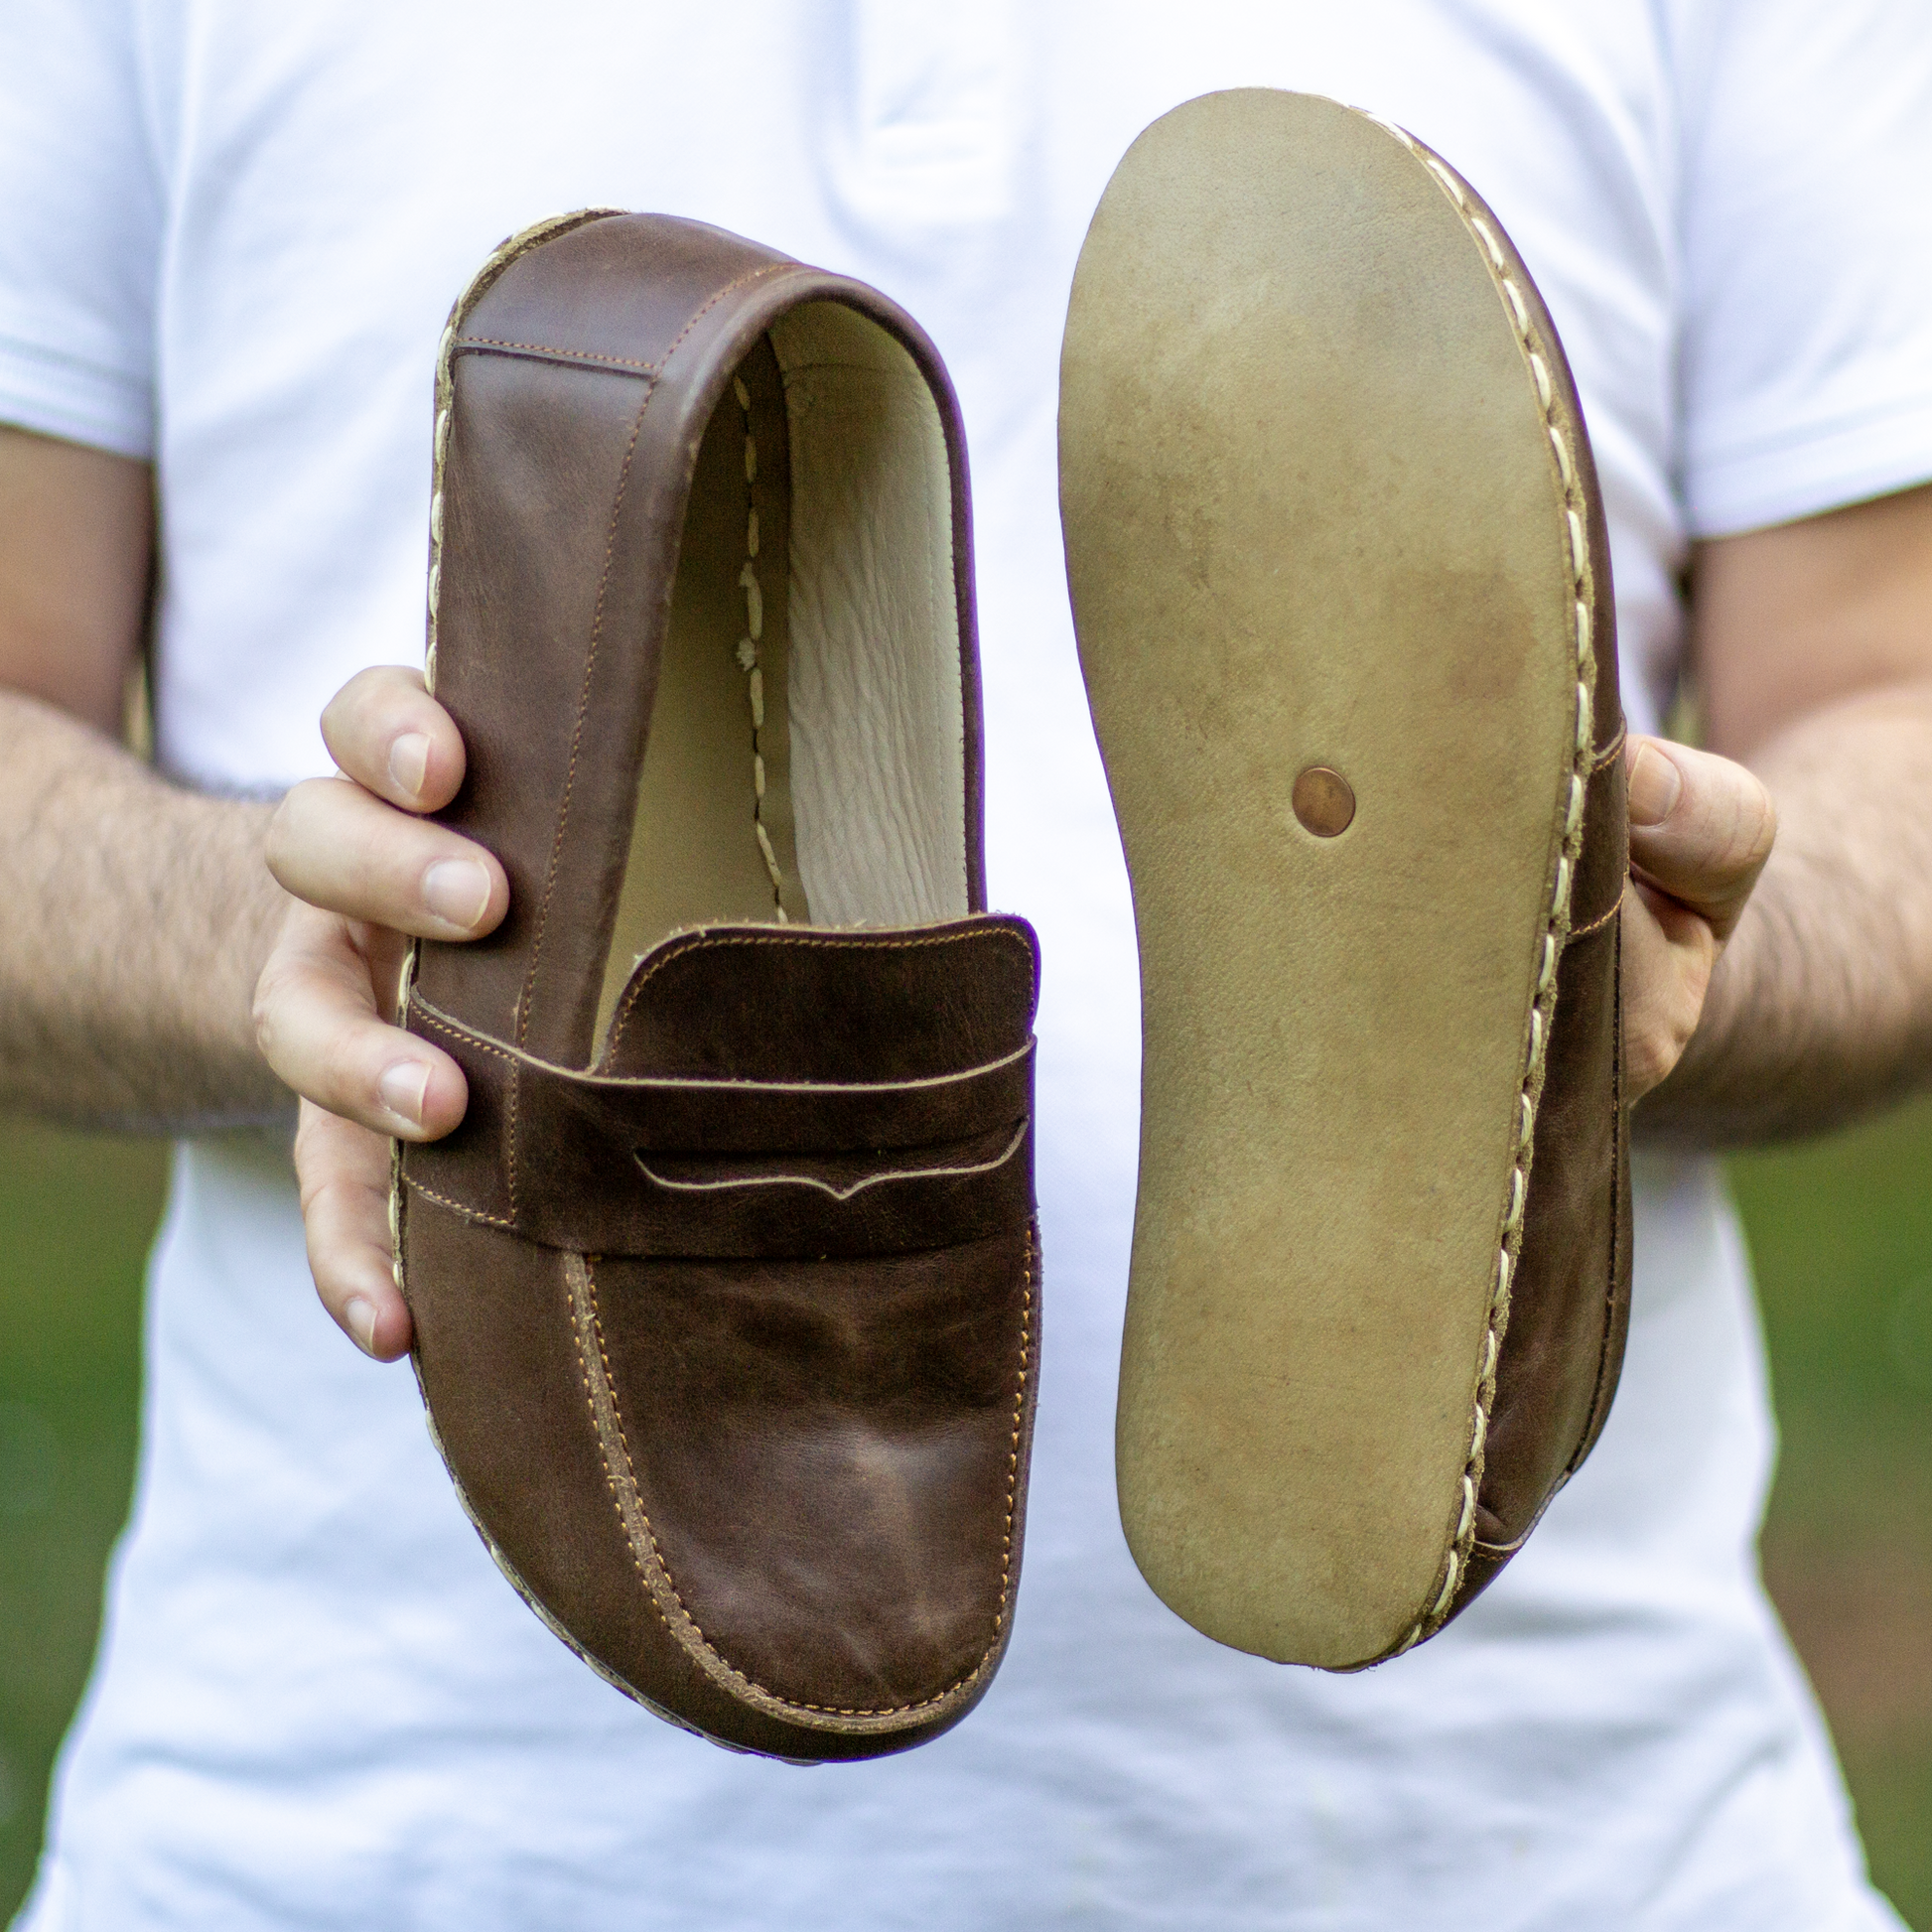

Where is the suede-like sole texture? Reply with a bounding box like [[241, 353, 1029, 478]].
[[1060, 91, 1596, 1666]]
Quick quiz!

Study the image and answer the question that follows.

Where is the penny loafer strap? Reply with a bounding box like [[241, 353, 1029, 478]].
[[402, 990, 1035, 1259]]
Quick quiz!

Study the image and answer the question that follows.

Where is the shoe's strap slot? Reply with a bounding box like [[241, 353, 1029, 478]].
[[402, 990, 1035, 1258], [635, 1117, 1027, 1202]]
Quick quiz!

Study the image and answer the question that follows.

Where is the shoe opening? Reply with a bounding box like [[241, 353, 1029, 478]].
[[595, 301, 970, 1047]]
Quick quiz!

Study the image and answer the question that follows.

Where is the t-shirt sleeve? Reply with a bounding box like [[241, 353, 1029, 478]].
[[0, 0, 161, 460], [1676, 0, 1932, 537]]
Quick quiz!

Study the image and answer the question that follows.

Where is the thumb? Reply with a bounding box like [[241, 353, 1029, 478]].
[[1623, 736, 1776, 944]]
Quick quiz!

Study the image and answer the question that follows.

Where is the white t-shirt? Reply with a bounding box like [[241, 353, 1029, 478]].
[[4, 3, 1931, 1927]]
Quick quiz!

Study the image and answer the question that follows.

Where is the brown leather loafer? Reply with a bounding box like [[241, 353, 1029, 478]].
[[394, 211, 1041, 1760], [1060, 91, 1629, 1668]]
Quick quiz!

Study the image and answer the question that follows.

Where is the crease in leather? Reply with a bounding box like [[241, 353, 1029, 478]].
[[404, 1198, 1017, 1759], [559, 1225, 1035, 1729]]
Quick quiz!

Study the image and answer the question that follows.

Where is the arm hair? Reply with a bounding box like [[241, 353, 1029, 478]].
[[0, 689, 289, 1132]]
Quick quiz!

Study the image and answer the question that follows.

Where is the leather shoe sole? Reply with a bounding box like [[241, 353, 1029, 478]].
[[1059, 90, 1630, 1668]]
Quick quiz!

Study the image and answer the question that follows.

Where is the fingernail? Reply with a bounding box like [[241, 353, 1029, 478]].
[[389, 731, 431, 800], [423, 858, 491, 930], [1626, 742, 1683, 827], [344, 1296, 379, 1355], [378, 1059, 429, 1128]]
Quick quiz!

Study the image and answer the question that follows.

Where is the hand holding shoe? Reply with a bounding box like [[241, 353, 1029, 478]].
[[256, 699, 1769, 1368], [1619, 733, 1777, 1102], [253, 663, 505, 1360]]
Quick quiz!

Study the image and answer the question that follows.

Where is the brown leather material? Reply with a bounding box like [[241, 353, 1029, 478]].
[[597, 916, 1036, 1080], [1466, 923, 1621, 1548], [1573, 932, 1636, 1478], [403, 1202, 759, 1747], [1569, 738, 1630, 935], [404, 1195, 1039, 1762], [412, 212, 987, 1066], [402, 924, 1036, 1260], [588, 1223, 1036, 1720], [396, 212, 1037, 1762], [1427, 155, 1633, 1631]]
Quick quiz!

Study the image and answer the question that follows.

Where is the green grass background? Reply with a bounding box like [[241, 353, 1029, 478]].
[[2, 1115, 1928, 1922]]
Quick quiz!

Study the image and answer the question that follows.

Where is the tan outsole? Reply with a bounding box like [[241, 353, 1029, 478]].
[[1060, 91, 1596, 1667]]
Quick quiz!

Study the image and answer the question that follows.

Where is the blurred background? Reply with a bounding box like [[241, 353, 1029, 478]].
[[1, 1113, 1928, 1923]]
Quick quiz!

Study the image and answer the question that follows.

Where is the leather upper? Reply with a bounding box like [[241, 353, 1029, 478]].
[[394, 212, 1037, 1762], [411, 213, 985, 1069], [1448, 183, 1632, 1611], [406, 920, 1038, 1259]]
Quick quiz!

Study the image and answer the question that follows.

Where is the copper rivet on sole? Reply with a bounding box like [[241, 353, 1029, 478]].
[[1292, 764, 1355, 838]]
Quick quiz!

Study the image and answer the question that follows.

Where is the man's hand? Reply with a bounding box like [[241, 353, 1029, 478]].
[[259, 670, 1777, 1361], [255, 666, 507, 1359], [1619, 736, 1776, 1102]]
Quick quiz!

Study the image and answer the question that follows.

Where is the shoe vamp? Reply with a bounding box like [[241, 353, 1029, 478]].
[[596, 1228, 1027, 1714]]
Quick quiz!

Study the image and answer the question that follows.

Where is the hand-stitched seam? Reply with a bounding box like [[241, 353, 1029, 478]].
[[515, 381, 656, 1048], [1470, 1532, 1532, 1559], [730, 367, 789, 916], [412, 986, 1033, 1095], [388, 1135, 409, 1304], [419, 1394, 706, 1741], [636, 1118, 1028, 1199], [1563, 897, 1622, 943], [513, 261, 790, 1056], [992, 1221, 1034, 1637], [408, 1001, 518, 1062], [389, 948, 418, 1302], [606, 923, 1034, 1061], [565, 1253, 685, 1658], [458, 337, 660, 370], [402, 1173, 517, 1230], [407, 998, 523, 1211], [424, 209, 620, 692], [568, 1240, 1027, 1722], [1369, 121, 1602, 1655], [506, 1059, 521, 1217]]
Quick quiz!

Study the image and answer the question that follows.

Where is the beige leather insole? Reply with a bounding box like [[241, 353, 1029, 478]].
[[595, 304, 978, 1053], [597, 336, 810, 1042], [1061, 92, 1577, 1667]]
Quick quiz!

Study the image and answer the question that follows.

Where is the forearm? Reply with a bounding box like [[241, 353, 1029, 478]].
[[1639, 683, 1932, 1146], [0, 688, 291, 1132]]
